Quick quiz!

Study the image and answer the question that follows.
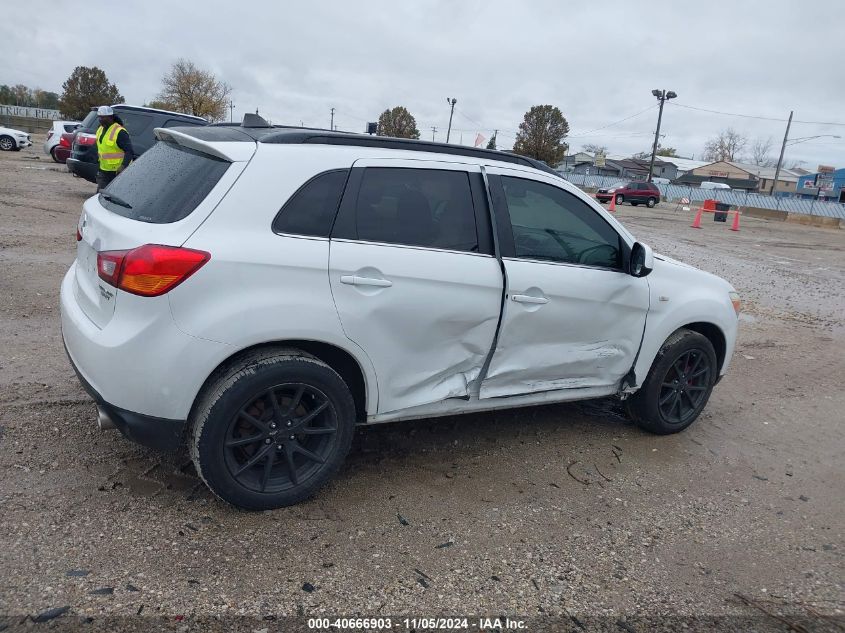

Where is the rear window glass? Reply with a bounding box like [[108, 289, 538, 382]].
[[80, 110, 99, 131], [99, 142, 229, 224]]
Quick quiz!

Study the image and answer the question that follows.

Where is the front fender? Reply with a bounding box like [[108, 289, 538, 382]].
[[632, 260, 738, 388]]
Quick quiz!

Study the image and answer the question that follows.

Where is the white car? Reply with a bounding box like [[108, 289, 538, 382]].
[[61, 120, 740, 510], [0, 126, 32, 151], [44, 120, 81, 161]]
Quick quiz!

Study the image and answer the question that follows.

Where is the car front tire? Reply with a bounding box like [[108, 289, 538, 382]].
[[647, 197, 657, 208], [0, 135, 15, 151], [190, 348, 356, 510], [625, 329, 717, 434]]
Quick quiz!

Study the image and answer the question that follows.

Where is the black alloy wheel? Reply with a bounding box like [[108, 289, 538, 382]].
[[657, 349, 712, 426], [224, 383, 338, 494], [625, 328, 718, 434]]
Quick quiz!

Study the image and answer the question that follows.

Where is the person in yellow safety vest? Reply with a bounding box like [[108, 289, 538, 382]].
[[95, 105, 134, 192]]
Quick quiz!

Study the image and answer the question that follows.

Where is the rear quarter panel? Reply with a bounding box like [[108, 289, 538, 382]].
[[171, 144, 380, 412]]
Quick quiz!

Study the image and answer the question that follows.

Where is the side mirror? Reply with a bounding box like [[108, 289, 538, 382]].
[[630, 242, 654, 277]]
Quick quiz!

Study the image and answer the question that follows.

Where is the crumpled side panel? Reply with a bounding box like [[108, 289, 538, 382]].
[[480, 259, 649, 399]]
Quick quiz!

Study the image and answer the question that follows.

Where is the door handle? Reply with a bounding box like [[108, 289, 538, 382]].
[[512, 294, 548, 305], [340, 275, 393, 288]]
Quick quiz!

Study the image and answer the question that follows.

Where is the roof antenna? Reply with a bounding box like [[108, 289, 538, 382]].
[[242, 112, 271, 128]]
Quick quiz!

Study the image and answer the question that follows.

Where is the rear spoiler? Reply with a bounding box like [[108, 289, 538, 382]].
[[153, 128, 256, 162]]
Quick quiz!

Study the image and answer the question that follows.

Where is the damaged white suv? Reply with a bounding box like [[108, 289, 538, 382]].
[[61, 117, 739, 509]]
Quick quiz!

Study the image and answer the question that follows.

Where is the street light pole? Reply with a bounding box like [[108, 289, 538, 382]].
[[771, 110, 793, 195], [446, 98, 457, 143], [647, 89, 676, 182]]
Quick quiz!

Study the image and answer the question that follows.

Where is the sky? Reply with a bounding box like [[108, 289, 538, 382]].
[[2, 0, 844, 168]]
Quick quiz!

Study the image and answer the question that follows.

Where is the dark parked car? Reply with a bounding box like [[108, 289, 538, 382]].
[[66, 104, 207, 183], [596, 181, 661, 208]]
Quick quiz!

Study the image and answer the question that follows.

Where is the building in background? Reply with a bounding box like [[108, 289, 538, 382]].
[[686, 160, 801, 194], [796, 166, 845, 203]]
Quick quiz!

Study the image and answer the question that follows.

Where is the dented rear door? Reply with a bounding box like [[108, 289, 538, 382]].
[[329, 159, 502, 414], [479, 169, 649, 399]]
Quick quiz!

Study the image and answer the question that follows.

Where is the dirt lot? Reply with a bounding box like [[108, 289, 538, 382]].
[[1, 138, 843, 630]]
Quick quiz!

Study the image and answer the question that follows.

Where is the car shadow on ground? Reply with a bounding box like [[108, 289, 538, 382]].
[[95, 397, 636, 507]]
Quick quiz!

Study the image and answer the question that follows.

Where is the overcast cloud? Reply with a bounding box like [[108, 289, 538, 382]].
[[3, 0, 843, 166]]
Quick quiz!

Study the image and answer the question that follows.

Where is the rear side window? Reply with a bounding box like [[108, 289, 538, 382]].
[[116, 112, 153, 136], [63, 124, 78, 133], [353, 168, 479, 252], [163, 118, 206, 128], [99, 142, 229, 223], [272, 170, 349, 238]]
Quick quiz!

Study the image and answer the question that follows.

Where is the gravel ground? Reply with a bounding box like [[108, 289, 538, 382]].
[[0, 138, 843, 631]]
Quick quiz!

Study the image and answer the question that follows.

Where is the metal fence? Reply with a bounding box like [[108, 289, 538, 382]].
[[1, 104, 62, 120], [560, 172, 845, 220]]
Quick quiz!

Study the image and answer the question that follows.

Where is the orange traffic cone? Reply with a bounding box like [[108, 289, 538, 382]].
[[730, 208, 741, 232], [691, 207, 703, 229], [608, 194, 617, 213]]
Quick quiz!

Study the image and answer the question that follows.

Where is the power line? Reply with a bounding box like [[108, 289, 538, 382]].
[[568, 105, 658, 137], [668, 101, 845, 127]]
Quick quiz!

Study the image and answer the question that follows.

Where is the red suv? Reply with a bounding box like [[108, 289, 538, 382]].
[[596, 181, 661, 208]]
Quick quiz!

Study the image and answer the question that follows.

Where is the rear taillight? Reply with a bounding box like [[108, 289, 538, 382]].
[[76, 228, 82, 242], [76, 133, 96, 146], [47, 130, 54, 141], [60, 133, 72, 149], [97, 245, 210, 297], [97, 250, 126, 287]]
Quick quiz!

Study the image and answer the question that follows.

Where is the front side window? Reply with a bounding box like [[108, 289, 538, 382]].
[[273, 169, 349, 237], [501, 176, 622, 269], [354, 168, 479, 252], [116, 112, 153, 136]]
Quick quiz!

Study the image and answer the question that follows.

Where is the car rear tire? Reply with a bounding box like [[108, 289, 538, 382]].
[[615, 194, 624, 204], [625, 329, 717, 435], [190, 348, 356, 510], [647, 197, 657, 208], [50, 147, 60, 162], [0, 136, 15, 151]]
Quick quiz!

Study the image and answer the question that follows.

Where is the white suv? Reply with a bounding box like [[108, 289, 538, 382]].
[[61, 118, 739, 510]]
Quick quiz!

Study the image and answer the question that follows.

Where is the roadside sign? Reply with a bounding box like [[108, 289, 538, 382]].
[[680, 197, 690, 204], [817, 164, 835, 173], [594, 152, 606, 168]]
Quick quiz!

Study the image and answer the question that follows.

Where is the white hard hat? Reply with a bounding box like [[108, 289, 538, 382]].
[[97, 105, 114, 116]]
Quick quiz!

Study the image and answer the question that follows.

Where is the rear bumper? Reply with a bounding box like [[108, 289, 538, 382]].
[[64, 343, 186, 451], [60, 263, 233, 446], [66, 158, 98, 182], [53, 147, 71, 163]]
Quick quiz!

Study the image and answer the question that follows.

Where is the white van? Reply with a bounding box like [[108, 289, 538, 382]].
[[700, 181, 731, 190]]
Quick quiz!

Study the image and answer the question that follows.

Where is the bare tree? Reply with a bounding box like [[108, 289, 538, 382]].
[[581, 143, 607, 156], [702, 128, 747, 162], [748, 136, 774, 166], [156, 59, 231, 121]]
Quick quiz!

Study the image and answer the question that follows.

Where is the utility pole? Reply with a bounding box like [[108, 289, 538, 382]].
[[446, 97, 457, 143], [228, 100, 235, 123], [431, 126, 437, 141], [330, 107, 335, 131], [491, 129, 498, 149], [771, 110, 793, 196], [647, 89, 676, 182]]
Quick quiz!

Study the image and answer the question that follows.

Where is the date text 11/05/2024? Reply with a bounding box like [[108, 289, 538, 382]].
[[307, 617, 527, 630]]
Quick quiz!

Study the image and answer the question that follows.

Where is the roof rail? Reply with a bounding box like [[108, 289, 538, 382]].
[[259, 129, 560, 176]]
